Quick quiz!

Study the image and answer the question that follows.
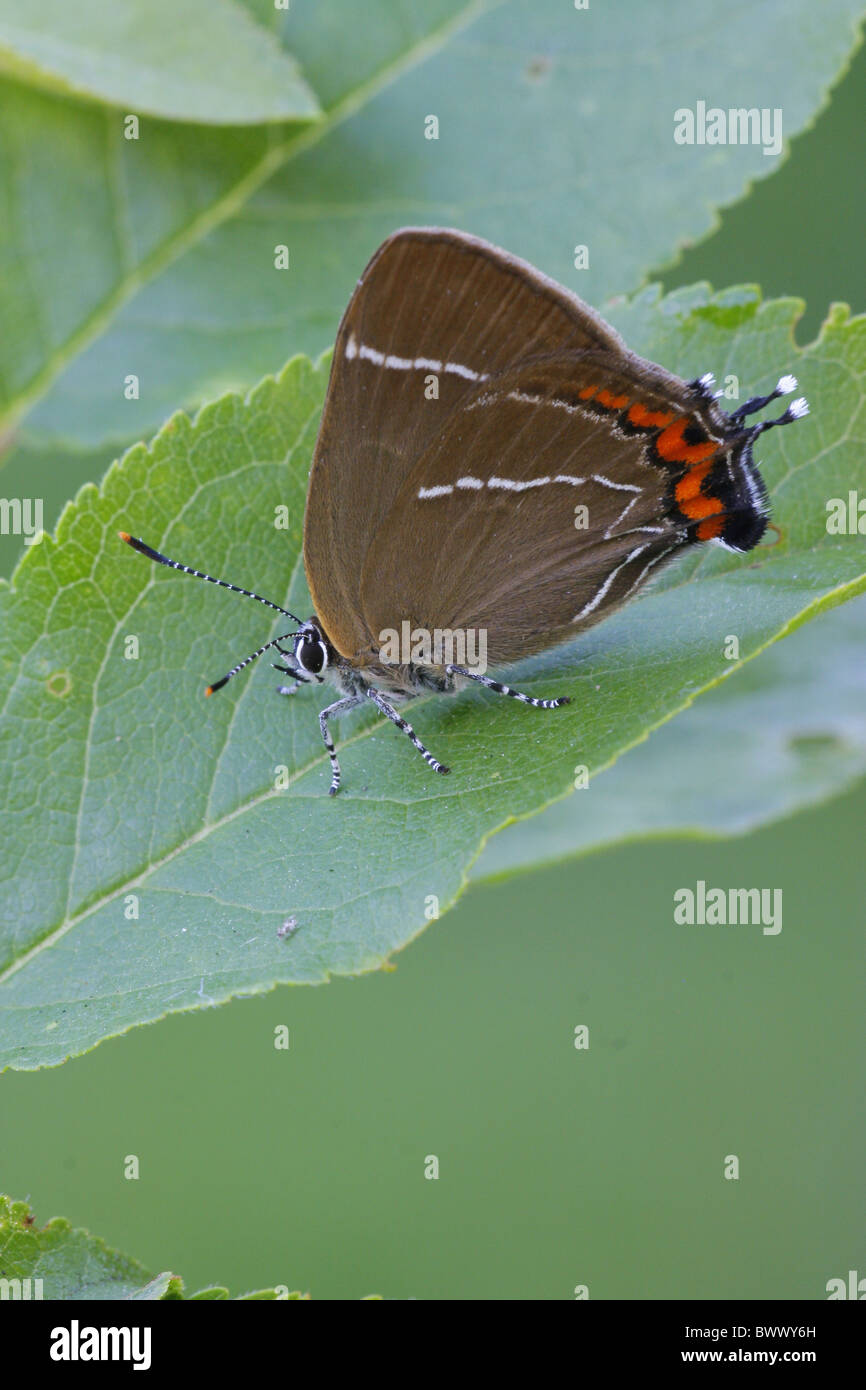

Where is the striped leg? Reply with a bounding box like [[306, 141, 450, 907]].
[[447, 664, 570, 709], [319, 696, 364, 795], [365, 689, 450, 777]]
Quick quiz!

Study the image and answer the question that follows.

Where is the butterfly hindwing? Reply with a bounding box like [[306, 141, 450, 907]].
[[357, 350, 714, 665]]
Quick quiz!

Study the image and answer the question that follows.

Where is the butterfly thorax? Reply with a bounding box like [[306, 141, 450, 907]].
[[329, 649, 461, 700]]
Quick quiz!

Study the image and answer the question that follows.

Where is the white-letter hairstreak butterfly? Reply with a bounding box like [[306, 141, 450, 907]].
[[120, 228, 808, 794]]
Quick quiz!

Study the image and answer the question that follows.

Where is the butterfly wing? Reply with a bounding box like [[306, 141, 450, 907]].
[[303, 227, 630, 659], [358, 350, 720, 666]]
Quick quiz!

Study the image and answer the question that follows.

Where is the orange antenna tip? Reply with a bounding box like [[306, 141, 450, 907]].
[[118, 530, 132, 543]]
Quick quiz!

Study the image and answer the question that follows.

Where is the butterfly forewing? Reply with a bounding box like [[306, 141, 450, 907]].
[[303, 228, 631, 658]]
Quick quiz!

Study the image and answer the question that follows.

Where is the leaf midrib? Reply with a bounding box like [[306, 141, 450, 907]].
[[0, 0, 501, 436]]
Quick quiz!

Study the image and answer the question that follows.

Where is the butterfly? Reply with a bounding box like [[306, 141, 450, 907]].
[[121, 227, 807, 794]]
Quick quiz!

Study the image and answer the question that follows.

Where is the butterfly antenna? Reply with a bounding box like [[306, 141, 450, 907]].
[[205, 631, 299, 696], [731, 375, 809, 432], [119, 532, 303, 623]]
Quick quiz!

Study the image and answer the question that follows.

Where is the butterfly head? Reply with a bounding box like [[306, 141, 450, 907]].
[[706, 381, 808, 552], [293, 620, 330, 676], [697, 433, 770, 553]]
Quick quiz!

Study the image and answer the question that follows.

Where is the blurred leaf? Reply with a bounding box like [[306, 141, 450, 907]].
[[0, 288, 864, 1069], [474, 592, 866, 882], [0, 1194, 304, 1299], [0, 438, 119, 581], [0, 1192, 165, 1299], [0, 81, 281, 430], [0, 0, 320, 124], [4, 0, 862, 451]]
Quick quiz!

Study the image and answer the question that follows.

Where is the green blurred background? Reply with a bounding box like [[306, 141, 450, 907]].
[[2, 40, 863, 1302]]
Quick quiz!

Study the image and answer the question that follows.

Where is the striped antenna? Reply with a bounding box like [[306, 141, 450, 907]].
[[205, 631, 299, 696], [119, 532, 303, 623]]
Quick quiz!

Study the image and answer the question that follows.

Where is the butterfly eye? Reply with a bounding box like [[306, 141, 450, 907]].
[[295, 635, 327, 675]]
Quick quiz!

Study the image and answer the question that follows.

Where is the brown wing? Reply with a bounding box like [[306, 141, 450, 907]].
[[358, 351, 708, 667], [303, 227, 630, 659]]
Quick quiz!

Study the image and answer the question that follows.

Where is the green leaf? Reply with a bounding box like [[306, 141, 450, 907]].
[[0, 0, 320, 124], [0, 438, 119, 582], [474, 592, 866, 883], [0, 1194, 305, 1299], [0, 1193, 164, 1299], [1, 287, 864, 1070], [6, 0, 863, 451], [0, 81, 282, 432]]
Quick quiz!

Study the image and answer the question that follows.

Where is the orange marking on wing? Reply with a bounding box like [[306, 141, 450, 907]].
[[675, 461, 725, 521], [596, 388, 630, 410], [628, 402, 675, 429], [656, 416, 718, 464], [578, 384, 599, 399], [675, 460, 712, 502], [696, 516, 724, 541], [680, 493, 723, 520]]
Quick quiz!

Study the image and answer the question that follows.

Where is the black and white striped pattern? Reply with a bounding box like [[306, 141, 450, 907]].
[[206, 631, 298, 694], [119, 533, 302, 622], [447, 665, 570, 709], [319, 696, 364, 795], [314, 687, 450, 795], [365, 688, 450, 777]]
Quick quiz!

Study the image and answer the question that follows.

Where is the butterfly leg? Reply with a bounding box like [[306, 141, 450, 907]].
[[274, 664, 315, 697], [365, 689, 450, 777], [320, 695, 365, 795], [446, 665, 571, 710], [275, 673, 309, 696]]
